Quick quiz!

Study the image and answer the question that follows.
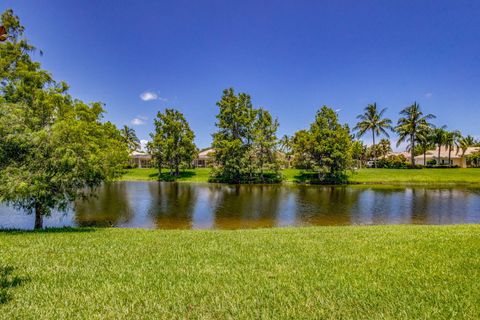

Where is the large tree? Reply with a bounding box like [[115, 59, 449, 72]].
[[0, 10, 128, 229], [148, 108, 197, 178], [211, 88, 280, 183], [354, 103, 392, 168], [395, 102, 435, 165], [309, 106, 353, 182]]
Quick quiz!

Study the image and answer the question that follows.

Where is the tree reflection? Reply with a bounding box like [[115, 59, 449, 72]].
[[74, 182, 133, 227], [209, 184, 284, 229], [147, 182, 198, 229]]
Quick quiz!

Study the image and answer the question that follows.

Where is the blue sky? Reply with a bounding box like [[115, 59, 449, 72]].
[[2, 0, 479, 149]]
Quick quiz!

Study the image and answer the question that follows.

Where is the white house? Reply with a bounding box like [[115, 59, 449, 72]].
[[129, 151, 153, 168], [414, 146, 480, 168]]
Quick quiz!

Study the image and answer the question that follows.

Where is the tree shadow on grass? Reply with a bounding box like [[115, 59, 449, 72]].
[[0, 265, 28, 305], [158, 170, 197, 181], [293, 172, 319, 183]]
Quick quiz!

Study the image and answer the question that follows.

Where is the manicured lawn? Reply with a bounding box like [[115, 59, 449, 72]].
[[119, 168, 211, 182], [119, 167, 480, 184], [0, 225, 479, 319], [350, 168, 480, 184]]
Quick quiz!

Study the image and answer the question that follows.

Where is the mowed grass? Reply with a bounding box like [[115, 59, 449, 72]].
[[119, 167, 480, 184], [119, 168, 211, 182], [350, 168, 480, 184], [1, 226, 479, 319]]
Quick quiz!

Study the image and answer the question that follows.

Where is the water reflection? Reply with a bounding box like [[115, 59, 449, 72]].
[[1, 182, 480, 230]]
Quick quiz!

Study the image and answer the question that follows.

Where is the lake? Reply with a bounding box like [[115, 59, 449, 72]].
[[1, 181, 480, 230]]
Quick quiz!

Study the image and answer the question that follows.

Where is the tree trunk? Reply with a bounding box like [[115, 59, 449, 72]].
[[410, 138, 415, 166], [448, 147, 452, 165], [372, 130, 377, 168], [437, 144, 441, 166], [423, 151, 426, 167], [34, 203, 44, 230]]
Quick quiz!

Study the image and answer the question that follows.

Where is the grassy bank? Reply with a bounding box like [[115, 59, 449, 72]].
[[0, 225, 479, 319], [119, 167, 480, 184]]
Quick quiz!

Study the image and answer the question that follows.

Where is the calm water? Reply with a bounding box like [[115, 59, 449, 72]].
[[1, 182, 480, 230]]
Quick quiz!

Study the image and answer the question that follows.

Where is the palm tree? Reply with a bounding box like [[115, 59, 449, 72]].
[[354, 103, 393, 168], [395, 102, 435, 165], [417, 126, 434, 166], [444, 131, 461, 165], [121, 125, 141, 152], [430, 126, 447, 166], [377, 138, 392, 158], [278, 135, 293, 168], [458, 135, 476, 156]]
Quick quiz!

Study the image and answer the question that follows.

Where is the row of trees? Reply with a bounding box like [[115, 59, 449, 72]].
[[145, 89, 355, 184], [351, 103, 479, 167], [143, 94, 479, 183], [0, 10, 129, 229]]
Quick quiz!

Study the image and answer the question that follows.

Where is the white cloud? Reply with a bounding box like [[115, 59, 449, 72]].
[[425, 92, 433, 98], [140, 91, 168, 102], [140, 91, 158, 101], [131, 115, 148, 125]]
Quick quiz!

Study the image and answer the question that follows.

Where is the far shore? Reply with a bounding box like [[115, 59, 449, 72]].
[[118, 167, 480, 185]]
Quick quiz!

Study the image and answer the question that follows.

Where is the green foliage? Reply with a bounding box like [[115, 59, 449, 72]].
[[211, 88, 281, 183], [252, 108, 280, 178], [290, 107, 353, 183], [0, 9, 128, 229], [148, 108, 197, 179], [467, 152, 480, 168], [308, 106, 353, 183], [291, 129, 314, 169], [351, 140, 368, 168], [458, 135, 476, 156], [120, 125, 140, 152], [376, 154, 409, 169]]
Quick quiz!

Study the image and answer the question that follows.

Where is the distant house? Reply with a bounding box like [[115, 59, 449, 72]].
[[129, 151, 153, 168], [193, 148, 214, 168], [414, 146, 480, 168]]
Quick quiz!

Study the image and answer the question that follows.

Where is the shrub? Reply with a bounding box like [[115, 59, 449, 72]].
[[376, 155, 409, 169]]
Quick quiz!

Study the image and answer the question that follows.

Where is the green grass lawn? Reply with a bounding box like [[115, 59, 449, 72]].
[[0, 225, 479, 319], [350, 168, 480, 184], [119, 167, 480, 184], [119, 168, 211, 182]]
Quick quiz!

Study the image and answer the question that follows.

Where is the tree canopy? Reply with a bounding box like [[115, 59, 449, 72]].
[[290, 106, 353, 183], [0, 9, 128, 229], [395, 102, 435, 165], [211, 88, 281, 183], [148, 108, 197, 178]]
